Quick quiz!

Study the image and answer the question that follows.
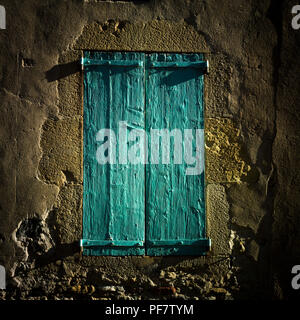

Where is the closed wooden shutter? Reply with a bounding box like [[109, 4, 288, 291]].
[[82, 51, 210, 256], [82, 52, 146, 255], [145, 53, 208, 255]]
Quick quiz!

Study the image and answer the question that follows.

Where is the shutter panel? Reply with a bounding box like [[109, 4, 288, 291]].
[[82, 52, 145, 255], [145, 53, 209, 255]]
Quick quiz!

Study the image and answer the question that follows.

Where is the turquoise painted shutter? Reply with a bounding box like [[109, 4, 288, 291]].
[[82, 51, 209, 256], [82, 52, 145, 255], [145, 53, 209, 255]]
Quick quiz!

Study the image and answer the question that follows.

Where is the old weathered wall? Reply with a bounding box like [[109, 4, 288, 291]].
[[0, 0, 299, 300]]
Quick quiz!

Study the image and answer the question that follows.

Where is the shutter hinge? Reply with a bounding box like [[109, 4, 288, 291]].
[[148, 60, 209, 73], [206, 60, 209, 74], [81, 58, 143, 68], [80, 239, 144, 247], [147, 238, 211, 249]]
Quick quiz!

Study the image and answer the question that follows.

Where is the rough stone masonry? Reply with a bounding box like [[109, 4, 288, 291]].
[[0, 0, 300, 300]]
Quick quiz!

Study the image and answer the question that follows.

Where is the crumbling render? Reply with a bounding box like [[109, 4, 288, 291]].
[[13, 217, 54, 262]]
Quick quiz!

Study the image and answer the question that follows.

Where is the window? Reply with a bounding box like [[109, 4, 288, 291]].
[[81, 51, 210, 256]]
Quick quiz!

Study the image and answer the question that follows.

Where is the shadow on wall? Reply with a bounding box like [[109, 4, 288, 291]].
[[45, 61, 81, 82], [34, 242, 80, 268]]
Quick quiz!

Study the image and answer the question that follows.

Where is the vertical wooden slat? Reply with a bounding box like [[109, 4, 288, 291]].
[[145, 53, 206, 256], [83, 51, 145, 255]]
